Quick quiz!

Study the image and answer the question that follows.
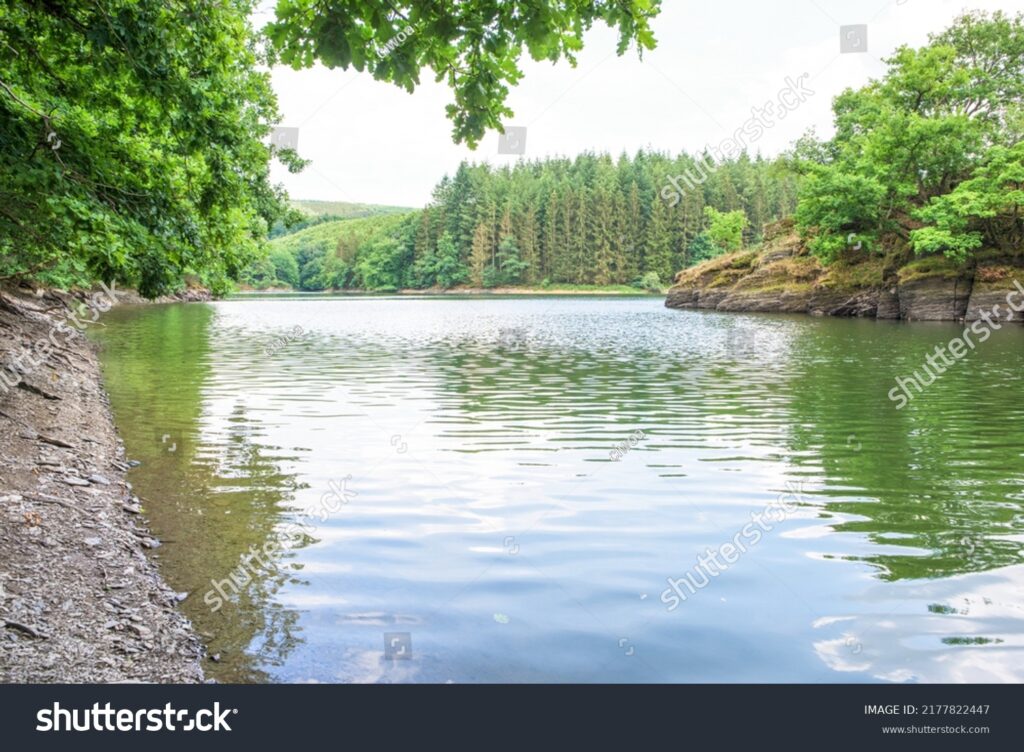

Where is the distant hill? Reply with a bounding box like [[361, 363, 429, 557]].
[[290, 199, 412, 219], [243, 212, 416, 291], [271, 213, 411, 261]]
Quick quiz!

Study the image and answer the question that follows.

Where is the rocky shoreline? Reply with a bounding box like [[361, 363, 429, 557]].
[[0, 285, 208, 683], [665, 220, 1024, 323]]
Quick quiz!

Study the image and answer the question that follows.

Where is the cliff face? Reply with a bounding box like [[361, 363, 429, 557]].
[[665, 219, 1024, 323]]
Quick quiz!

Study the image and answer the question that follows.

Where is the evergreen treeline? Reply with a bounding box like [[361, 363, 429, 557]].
[[415, 151, 797, 288], [258, 151, 798, 292]]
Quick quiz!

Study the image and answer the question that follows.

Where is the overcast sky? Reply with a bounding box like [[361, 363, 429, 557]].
[[256, 0, 1024, 208]]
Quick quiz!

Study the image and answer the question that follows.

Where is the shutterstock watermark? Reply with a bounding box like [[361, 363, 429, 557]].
[[36, 702, 235, 732], [202, 476, 356, 612], [377, 24, 416, 58], [609, 429, 646, 461], [660, 481, 806, 611], [888, 280, 1024, 410], [661, 74, 814, 207], [0, 282, 118, 397], [263, 325, 306, 357]]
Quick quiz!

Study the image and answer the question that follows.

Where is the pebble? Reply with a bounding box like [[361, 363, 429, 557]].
[[88, 473, 111, 485], [83, 537, 102, 547], [61, 476, 90, 487]]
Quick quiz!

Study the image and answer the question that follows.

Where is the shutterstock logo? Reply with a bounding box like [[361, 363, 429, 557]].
[[36, 702, 236, 732]]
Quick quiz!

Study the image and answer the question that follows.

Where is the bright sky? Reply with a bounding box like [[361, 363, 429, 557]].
[[257, 0, 1024, 208]]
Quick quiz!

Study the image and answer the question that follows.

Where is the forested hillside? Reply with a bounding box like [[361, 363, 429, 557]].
[[248, 10, 1022, 295], [4, 3, 1019, 299], [245, 212, 415, 290], [289, 200, 411, 219], [2, 1, 658, 296], [249, 151, 798, 291]]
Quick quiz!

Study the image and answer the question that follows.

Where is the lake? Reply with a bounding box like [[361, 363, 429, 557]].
[[91, 295, 1024, 683]]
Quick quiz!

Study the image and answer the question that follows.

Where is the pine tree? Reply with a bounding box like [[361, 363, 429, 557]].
[[559, 187, 576, 283], [572, 187, 590, 284], [470, 221, 491, 287], [609, 190, 628, 283], [623, 182, 642, 281], [542, 190, 560, 283], [645, 188, 673, 281], [520, 204, 539, 285], [591, 188, 614, 285]]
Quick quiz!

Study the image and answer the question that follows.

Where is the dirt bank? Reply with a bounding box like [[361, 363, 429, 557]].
[[0, 286, 205, 683], [665, 219, 1024, 323]]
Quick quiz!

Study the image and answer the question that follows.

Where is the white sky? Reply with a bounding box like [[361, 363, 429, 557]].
[[256, 0, 1024, 207]]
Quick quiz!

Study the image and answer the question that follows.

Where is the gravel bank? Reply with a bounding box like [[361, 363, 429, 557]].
[[0, 286, 204, 683]]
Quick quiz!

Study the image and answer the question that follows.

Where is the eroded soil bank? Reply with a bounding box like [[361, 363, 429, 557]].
[[0, 285, 207, 683], [666, 219, 1024, 323]]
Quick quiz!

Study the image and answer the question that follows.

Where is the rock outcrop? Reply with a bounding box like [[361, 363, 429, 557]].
[[964, 263, 1024, 323], [666, 220, 1024, 324], [897, 274, 973, 321]]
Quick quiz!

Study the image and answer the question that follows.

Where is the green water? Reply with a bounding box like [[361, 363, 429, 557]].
[[91, 296, 1024, 683]]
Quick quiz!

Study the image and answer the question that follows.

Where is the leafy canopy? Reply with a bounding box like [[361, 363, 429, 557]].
[[265, 0, 661, 147], [794, 10, 1024, 264], [704, 207, 747, 253], [0, 0, 300, 296]]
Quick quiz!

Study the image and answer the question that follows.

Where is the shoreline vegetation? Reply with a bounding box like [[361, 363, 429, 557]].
[[4, 7, 1019, 320], [237, 10, 1022, 309], [233, 284, 664, 296]]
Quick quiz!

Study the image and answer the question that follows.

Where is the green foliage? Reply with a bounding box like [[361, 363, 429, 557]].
[[794, 10, 1024, 266], [248, 149, 797, 291], [239, 254, 278, 288], [0, 0, 299, 297], [910, 141, 1024, 260], [250, 212, 404, 289], [687, 233, 716, 264], [638, 271, 661, 292], [354, 236, 409, 291], [265, 0, 661, 147], [795, 170, 886, 261], [489, 235, 529, 286], [704, 207, 747, 252], [424, 151, 794, 288], [269, 212, 345, 240], [269, 247, 300, 287], [412, 231, 467, 289]]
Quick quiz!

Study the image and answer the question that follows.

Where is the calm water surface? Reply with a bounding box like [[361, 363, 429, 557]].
[[91, 296, 1024, 683]]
